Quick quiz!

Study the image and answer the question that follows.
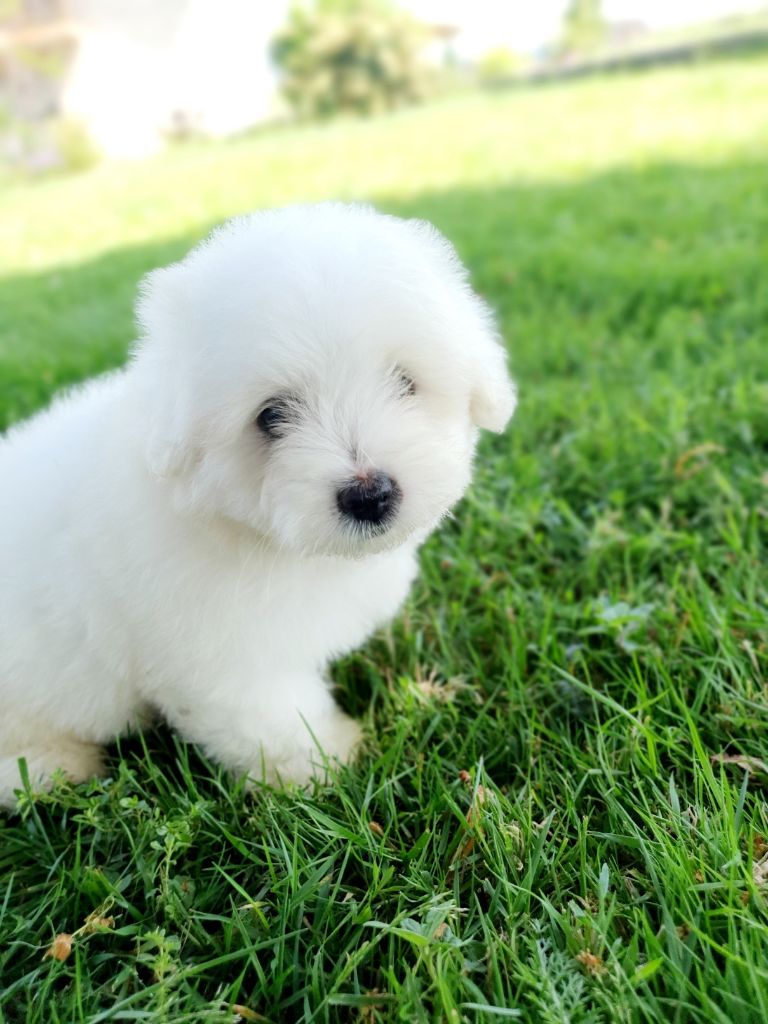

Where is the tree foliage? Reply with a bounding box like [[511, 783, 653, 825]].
[[272, 0, 431, 118], [561, 0, 605, 55]]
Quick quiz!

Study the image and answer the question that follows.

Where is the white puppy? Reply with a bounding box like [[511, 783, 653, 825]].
[[0, 202, 515, 806]]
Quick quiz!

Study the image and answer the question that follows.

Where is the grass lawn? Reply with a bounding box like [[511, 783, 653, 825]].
[[1, 54, 768, 1023]]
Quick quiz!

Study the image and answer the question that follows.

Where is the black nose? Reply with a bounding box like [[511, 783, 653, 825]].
[[337, 472, 401, 525]]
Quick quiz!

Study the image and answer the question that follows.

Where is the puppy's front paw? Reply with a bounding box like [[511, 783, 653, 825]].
[[272, 710, 363, 787], [315, 710, 363, 764], [0, 739, 105, 808]]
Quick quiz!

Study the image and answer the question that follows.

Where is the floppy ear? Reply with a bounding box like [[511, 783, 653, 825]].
[[470, 337, 517, 432], [460, 289, 517, 432], [403, 220, 517, 433], [134, 263, 203, 478], [144, 390, 203, 479]]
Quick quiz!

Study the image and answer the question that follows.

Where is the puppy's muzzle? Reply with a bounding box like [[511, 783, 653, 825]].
[[337, 472, 401, 528]]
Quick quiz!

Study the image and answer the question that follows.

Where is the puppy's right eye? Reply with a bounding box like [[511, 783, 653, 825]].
[[393, 366, 416, 398], [256, 401, 290, 439]]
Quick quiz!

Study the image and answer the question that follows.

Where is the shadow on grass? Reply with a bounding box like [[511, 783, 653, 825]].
[[1, 155, 766, 434]]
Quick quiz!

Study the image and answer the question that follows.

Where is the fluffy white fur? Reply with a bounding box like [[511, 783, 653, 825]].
[[0, 202, 515, 806]]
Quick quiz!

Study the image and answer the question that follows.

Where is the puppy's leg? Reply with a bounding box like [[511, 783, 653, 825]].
[[164, 672, 362, 787], [0, 736, 104, 808]]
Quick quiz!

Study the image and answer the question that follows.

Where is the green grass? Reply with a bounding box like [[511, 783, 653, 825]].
[[1, 54, 768, 1023]]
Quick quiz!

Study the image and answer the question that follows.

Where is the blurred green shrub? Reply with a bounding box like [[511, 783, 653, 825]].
[[50, 117, 100, 173], [476, 47, 526, 84], [1, 115, 99, 178], [560, 0, 606, 56], [272, 0, 432, 118]]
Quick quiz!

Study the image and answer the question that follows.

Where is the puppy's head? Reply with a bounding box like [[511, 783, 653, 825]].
[[134, 203, 515, 557]]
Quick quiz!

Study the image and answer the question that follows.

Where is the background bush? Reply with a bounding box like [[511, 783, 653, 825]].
[[272, 0, 432, 118]]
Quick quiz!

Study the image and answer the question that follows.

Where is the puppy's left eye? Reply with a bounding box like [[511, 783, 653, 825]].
[[256, 400, 291, 439]]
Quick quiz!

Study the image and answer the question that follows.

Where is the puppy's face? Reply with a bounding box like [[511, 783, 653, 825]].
[[135, 204, 516, 557]]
